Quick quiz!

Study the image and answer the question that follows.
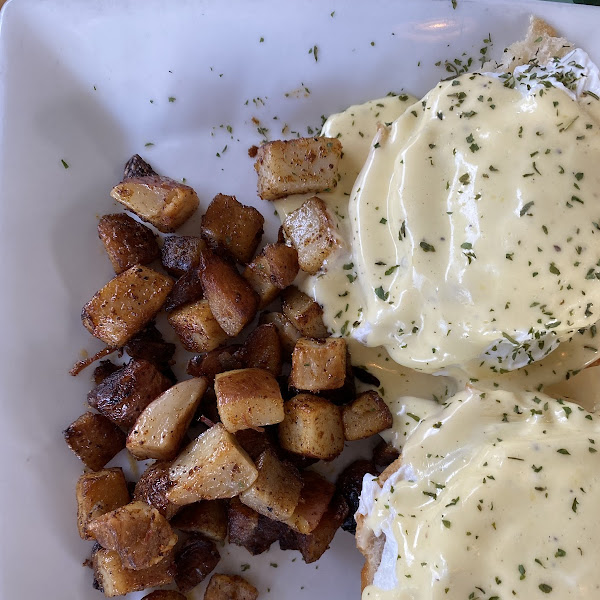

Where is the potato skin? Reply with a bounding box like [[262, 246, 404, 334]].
[[134, 460, 180, 520], [174, 534, 220, 593], [98, 213, 160, 274], [161, 235, 207, 277]]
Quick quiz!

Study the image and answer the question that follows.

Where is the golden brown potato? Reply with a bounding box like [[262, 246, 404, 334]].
[[282, 196, 342, 274], [134, 461, 180, 520], [110, 175, 199, 233], [283, 471, 336, 534], [92, 547, 174, 597], [290, 337, 347, 392], [88, 359, 172, 430], [127, 378, 208, 460], [259, 312, 301, 358], [164, 267, 204, 312], [342, 390, 393, 441], [174, 534, 220, 593], [227, 497, 282, 555], [98, 213, 160, 274], [168, 299, 229, 353], [254, 137, 342, 200], [215, 368, 284, 433], [170, 500, 228, 543], [280, 494, 349, 563], [278, 394, 344, 461], [87, 501, 177, 570], [167, 424, 258, 505], [76, 468, 130, 540], [242, 323, 283, 377], [63, 412, 126, 471], [142, 591, 187, 600], [201, 194, 264, 264], [186, 345, 245, 383], [81, 265, 173, 348], [242, 264, 280, 309], [204, 574, 259, 600], [161, 235, 207, 277], [239, 448, 302, 521], [282, 286, 328, 339], [200, 252, 259, 337]]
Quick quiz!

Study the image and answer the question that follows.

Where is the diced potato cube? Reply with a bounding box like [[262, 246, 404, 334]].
[[342, 391, 393, 441], [254, 137, 342, 200], [164, 267, 204, 312], [234, 429, 275, 461], [88, 359, 172, 429], [63, 412, 126, 471], [215, 368, 284, 433], [134, 461, 180, 520], [290, 337, 347, 391], [127, 378, 208, 460], [124, 322, 176, 367], [280, 494, 349, 563], [372, 438, 400, 468], [242, 264, 280, 309], [87, 501, 177, 570], [283, 471, 335, 534], [227, 497, 282, 555], [186, 345, 245, 382], [82, 265, 173, 348], [278, 394, 344, 461], [259, 312, 301, 358], [92, 547, 174, 597], [76, 468, 130, 540], [174, 534, 220, 593], [200, 252, 259, 337], [110, 175, 199, 233], [242, 323, 282, 377], [167, 423, 258, 505], [282, 286, 328, 339], [161, 235, 207, 277], [170, 500, 228, 542], [98, 213, 160, 274], [142, 591, 187, 600], [204, 574, 259, 600], [282, 196, 342, 274], [168, 299, 229, 353], [239, 448, 302, 521], [201, 194, 264, 264]]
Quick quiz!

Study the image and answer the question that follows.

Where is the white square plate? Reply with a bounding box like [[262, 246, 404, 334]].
[[1, 0, 598, 598]]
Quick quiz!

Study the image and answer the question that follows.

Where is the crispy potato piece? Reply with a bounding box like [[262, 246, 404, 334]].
[[174, 534, 220, 593], [317, 346, 356, 406], [134, 461, 179, 520], [123, 154, 157, 179], [110, 175, 199, 233], [127, 378, 208, 460], [64, 412, 126, 471], [167, 423, 258, 505], [88, 359, 172, 429], [142, 592, 187, 600], [161, 235, 207, 277], [239, 448, 302, 521], [201, 194, 264, 264], [187, 345, 245, 383], [215, 368, 284, 433], [93, 360, 120, 385], [259, 312, 301, 358], [372, 438, 400, 468], [200, 253, 259, 337], [242, 264, 280, 309], [124, 322, 176, 368], [92, 547, 174, 597], [168, 299, 229, 353], [170, 500, 228, 542], [227, 497, 282, 555], [282, 287, 328, 339], [280, 494, 349, 563], [82, 265, 173, 348], [254, 137, 342, 201], [290, 337, 347, 392], [76, 468, 130, 540], [234, 429, 275, 461], [283, 471, 335, 534], [165, 267, 204, 312], [342, 390, 393, 441], [98, 213, 160, 274], [282, 196, 342, 274], [241, 323, 282, 377], [337, 459, 377, 534], [87, 501, 177, 570], [278, 394, 344, 461], [204, 574, 259, 600]]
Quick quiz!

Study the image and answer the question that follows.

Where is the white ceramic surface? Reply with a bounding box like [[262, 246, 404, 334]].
[[0, 0, 598, 598]]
